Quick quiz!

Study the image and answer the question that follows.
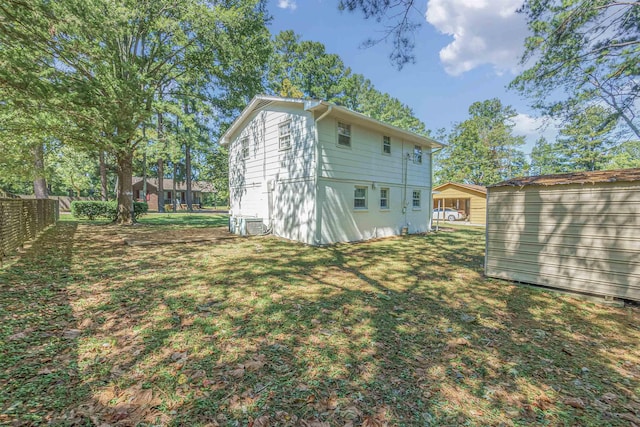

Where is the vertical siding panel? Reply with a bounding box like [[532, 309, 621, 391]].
[[485, 181, 640, 301]]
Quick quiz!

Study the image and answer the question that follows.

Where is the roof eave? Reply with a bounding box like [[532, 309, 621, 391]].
[[309, 102, 445, 149]]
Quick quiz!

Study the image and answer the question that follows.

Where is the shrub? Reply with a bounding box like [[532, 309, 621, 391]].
[[71, 201, 148, 221]]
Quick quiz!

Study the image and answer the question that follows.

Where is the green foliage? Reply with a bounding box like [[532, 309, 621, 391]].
[[266, 31, 429, 136], [436, 99, 527, 185], [0, 0, 271, 223], [71, 201, 148, 221], [512, 0, 640, 139], [530, 137, 566, 176], [607, 140, 640, 169], [556, 105, 616, 171]]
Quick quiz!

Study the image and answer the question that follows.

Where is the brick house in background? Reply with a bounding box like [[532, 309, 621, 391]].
[[132, 177, 214, 210]]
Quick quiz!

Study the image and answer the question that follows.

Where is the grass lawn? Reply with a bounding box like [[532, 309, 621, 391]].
[[1, 215, 639, 426]]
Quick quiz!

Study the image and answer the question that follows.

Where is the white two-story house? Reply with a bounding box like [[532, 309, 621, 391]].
[[221, 95, 443, 245]]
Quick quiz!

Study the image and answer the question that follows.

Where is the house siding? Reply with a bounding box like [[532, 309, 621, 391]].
[[317, 179, 430, 244], [228, 103, 317, 240], [314, 115, 433, 244], [485, 181, 640, 301], [316, 117, 431, 187], [226, 97, 438, 245]]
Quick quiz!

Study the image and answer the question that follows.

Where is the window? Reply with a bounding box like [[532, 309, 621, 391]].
[[354, 186, 367, 209], [338, 122, 351, 147], [279, 120, 291, 150], [413, 145, 422, 164], [241, 137, 249, 159], [382, 136, 391, 154], [412, 190, 421, 208], [380, 188, 389, 209]]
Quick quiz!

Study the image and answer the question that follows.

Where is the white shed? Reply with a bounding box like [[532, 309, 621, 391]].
[[220, 96, 443, 245], [485, 168, 640, 301]]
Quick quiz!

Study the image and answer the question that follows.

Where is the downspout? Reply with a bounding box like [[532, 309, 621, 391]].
[[429, 146, 444, 232], [402, 141, 408, 225], [313, 105, 333, 245]]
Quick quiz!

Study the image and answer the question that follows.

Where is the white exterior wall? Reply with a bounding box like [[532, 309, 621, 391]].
[[228, 104, 316, 243], [314, 115, 433, 244]]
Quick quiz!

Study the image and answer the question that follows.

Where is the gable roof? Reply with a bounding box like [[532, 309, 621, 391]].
[[132, 177, 215, 192], [220, 95, 444, 149], [433, 182, 487, 195], [490, 168, 640, 188]]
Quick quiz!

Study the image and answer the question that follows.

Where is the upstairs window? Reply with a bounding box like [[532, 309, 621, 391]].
[[380, 188, 389, 209], [412, 190, 421, 208], [354, 186, 367, 209], [383, 136, 391, 154], [241, 137, 249, 159], [413, 145, 422, 164], [338, 122, 351, 147], [279, 120, 291, 150]]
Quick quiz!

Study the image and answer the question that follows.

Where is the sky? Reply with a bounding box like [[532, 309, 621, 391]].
[[267, 0, 561, 155]]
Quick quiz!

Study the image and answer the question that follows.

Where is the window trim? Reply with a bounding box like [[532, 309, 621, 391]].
[[413, 145, 423, 164], [354, 186, 368, 210], [379, 187, 390, 210], [412, 189, 421, 209], [278, 120, 292, 151], [241, 136, 249, 159], [337, 122, 352, 148], [382, 136, 391, 155]]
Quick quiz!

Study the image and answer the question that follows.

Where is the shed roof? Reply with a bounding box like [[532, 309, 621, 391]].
[[433, 182, 487, 195], [490, 168, 640, 188], [219, 95, 444, 149]]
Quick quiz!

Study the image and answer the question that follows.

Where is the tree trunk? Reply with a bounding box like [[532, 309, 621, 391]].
[[157, 159, 165, 212], [157, 112, 165, 212], [116, 149, 134, 225], [185, 143, 193, 212], [142, 150, 147, 202], [32, 143, 48, 199], [172, 162, 178, 212], [99, 150, 108, 201]]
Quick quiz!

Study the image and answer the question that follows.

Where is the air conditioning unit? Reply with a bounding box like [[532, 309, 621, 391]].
[[241, 217, 265, 236], [230, 216, 264, 236]]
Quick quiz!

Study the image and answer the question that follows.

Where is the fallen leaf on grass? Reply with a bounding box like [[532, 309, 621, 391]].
[[563, 397, 586, 409], [170, 351, 187, 362], [275, 411, 298, 424], [340, 406, 362, 420], [299, 418, 329, 427], [316, 392, 338, 412], [361, 416, 388, 427], [445, 337, 470, 351], [8, 332, 27, 341], [63, 329, 81, 339], [228, 367, 245, 378], [618, 413, 640, 424], [251, 414, 272, 427]]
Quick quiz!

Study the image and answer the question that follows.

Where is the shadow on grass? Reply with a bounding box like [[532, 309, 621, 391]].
[[2, 223, 639, 426], [136, 213, 229, 228], [0, 223, 88, 425]]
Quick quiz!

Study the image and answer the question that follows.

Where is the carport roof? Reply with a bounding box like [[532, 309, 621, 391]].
[[490, 168, 640, 188]]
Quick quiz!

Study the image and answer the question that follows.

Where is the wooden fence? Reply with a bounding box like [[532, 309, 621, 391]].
[[0, 198, 59, 264]]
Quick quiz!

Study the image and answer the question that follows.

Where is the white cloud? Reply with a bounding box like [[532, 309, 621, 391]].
[[277, 0, 297, 11], [425, 0, 529, 75], [512, 113, 560, 153]]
